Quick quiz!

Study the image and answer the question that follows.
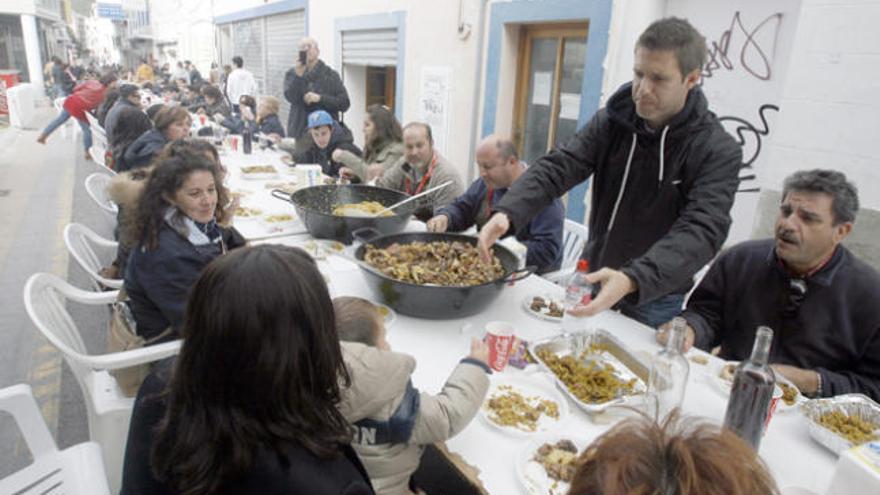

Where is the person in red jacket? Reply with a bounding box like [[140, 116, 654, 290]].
[[37, 72, 118, 160]]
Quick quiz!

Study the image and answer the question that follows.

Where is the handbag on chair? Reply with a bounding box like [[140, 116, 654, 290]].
[[108, 289, 173, 397]]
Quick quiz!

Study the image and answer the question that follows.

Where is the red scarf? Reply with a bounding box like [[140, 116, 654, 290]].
[[404, 153, 438, 195]]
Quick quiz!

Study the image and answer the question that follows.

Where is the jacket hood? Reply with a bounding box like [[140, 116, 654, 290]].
[[605, 82, 712, 137], [126, 128, 167, 159], [107, 165, 153, 209], [338, 342, 416, 422]]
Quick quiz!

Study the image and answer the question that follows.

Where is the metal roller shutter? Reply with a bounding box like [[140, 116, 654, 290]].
[[232, 18, 265, 94], [265, 10, 305, 126], [341, 28, 397, 67]]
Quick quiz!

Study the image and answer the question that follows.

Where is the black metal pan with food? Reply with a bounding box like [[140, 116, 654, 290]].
[[353, 231, 534, 319], [271, 185, 415, 244]]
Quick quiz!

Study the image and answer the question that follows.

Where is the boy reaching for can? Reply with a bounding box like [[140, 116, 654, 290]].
[[333, 296, 491, 495]]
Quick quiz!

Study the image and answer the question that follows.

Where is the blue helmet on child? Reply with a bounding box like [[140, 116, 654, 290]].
[[307, 110, 334, 129]]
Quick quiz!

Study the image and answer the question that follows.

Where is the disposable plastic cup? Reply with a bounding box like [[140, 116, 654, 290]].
[[484, 321, 515, 372]]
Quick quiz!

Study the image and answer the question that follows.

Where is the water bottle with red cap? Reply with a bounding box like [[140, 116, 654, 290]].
[[562, 259, 594, 333]]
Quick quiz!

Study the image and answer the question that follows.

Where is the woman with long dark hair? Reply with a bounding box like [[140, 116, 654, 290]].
[[121, 245, 373, 494], [122, 151, 244, 342], [336, 104, 404, 182]]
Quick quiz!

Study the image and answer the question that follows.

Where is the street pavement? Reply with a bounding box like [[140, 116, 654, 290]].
[[0, 105, 110, 475]]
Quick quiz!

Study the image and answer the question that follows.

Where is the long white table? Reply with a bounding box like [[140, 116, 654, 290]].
[[219, 146, 839, 495]]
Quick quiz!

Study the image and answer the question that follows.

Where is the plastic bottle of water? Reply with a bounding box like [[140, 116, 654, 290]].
[[561, 259, 593, 333]]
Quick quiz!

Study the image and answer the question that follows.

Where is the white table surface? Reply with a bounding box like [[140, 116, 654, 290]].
[[249, 237, 837, 495], [220, 149, 838, 494]]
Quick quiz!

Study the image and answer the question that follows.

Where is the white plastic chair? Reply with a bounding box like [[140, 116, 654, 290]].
[[0, 384, 111, 494], [542, 219, 590, 285], [84, 172, 119, 216], [23, 273, 181, 494], [87, 115, 110, 168], [54, 96, 80, 141], [64, 223, 123, 290]]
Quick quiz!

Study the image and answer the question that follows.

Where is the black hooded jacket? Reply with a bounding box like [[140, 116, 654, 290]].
[[292, 124, 362, 177], [123, 129, 169, 171], [495, 82, 742, 305]]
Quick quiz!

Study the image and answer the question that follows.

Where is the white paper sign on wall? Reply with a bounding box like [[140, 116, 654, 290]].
[[419, 66, 452, 156]]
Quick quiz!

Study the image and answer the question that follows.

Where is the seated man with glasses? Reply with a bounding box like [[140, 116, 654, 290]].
[[426, 135, 564, 274], [657, 169, 880, 400]]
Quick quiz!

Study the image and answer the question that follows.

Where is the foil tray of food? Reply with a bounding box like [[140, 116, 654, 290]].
[[529, 330, 650, 415], [802, 393, 880, 455]]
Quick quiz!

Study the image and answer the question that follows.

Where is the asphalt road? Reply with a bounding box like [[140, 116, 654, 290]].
[[0, 106, 110, 476]]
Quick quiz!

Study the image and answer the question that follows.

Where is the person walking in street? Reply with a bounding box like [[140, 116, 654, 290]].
[[283, 37, 350, 139], [36, 72, 118, 160]]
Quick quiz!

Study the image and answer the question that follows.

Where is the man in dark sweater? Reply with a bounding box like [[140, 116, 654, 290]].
[[661, 170, 880, 400], [477, 17, 741, 328], [428, 135, 563, 274]]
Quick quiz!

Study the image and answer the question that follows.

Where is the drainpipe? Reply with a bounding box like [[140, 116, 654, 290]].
[[465, 0, 489, 182]]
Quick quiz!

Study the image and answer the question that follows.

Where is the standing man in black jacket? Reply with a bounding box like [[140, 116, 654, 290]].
[[478, 17, 742, 328], [283, 37, 351, 140]]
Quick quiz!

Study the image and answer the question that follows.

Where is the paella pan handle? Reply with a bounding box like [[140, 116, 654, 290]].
[[503, 266, 535, 284], [270, 189, 294, 204], [351, 227, 383, 245]]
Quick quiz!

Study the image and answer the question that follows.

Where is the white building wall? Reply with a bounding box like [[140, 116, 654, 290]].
[[211, 0, 266, 18], [663, 0, 879, 244], [761, 0, 880, 209]]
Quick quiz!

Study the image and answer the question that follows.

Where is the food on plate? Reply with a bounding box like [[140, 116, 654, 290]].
[[779, 382, 800, 406], [265, 182, 297, 193], [719, 363, 737, 383], [375, 305, 390, 317], [688, 355, 709, 366], [264, 214, 294, 223], [536, 348, 639, 404], [235, 206, 262, 217], [241, 165, 278, 175], [533, 439, 580, 483], [529, 296, 564, 318], [364, 241, 504, 286], [817, 411, 879, 445], [332, 201, 392, 217], [485, 385, 559, 432]]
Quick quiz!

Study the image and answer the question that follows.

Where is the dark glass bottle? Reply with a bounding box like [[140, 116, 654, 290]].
[[723, 326, 776, 451], [242, 126, 253, 155]]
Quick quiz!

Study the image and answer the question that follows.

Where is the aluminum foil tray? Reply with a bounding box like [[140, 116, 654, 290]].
[[529, 330, 650, 414], [802, 393, 880, 455]]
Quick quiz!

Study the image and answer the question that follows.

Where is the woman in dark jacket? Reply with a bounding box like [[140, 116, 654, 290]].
[[124, 105, 191, 170], [120, 245, 373, 495], [110, 106, 153, 172], [123, 150, 245, 342], [292, 110, 362, 177]]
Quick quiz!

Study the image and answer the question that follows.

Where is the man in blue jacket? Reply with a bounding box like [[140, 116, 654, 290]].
[[428, 135, 563, 274]]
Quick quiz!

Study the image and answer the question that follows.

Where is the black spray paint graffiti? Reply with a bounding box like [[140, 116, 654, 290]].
[[703, 12, 784, 81], [718, 104, 780, 193]]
